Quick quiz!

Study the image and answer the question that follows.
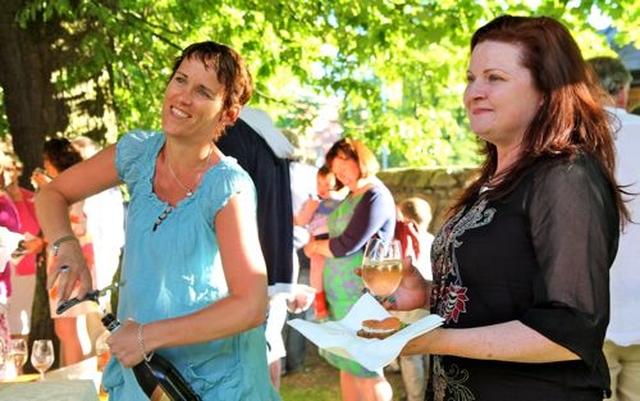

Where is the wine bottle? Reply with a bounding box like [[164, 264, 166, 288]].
[[101, 313, 201, 401]]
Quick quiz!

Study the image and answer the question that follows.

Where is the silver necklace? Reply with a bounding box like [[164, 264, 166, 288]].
[[165, 143, 213, 197]]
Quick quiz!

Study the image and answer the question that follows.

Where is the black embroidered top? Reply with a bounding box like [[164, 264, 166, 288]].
[[430, 153, 619, 401]]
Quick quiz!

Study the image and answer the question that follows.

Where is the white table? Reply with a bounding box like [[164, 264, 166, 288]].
[[0, 379, 99, 400], [0, 357, 101, 401]]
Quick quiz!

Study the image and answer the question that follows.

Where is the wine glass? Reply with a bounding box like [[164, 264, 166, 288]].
[[8, 338, 27, 376], [361, 238, 403, 298], [30, 339, 55, 380]]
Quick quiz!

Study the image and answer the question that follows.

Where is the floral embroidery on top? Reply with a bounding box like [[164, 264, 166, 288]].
[[432, 197, 495, 323], [432, 356, 475, 401], [442, 284, 469, 323], [429, 197, 495, 401], [431, 197, 496, 401]]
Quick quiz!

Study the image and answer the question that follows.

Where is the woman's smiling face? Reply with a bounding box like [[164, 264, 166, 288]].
[[161, 56, 227, 140], [464, 40, 543, 151], [330, 152, 360, 190]]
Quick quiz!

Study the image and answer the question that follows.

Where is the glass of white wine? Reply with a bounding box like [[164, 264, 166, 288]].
[[30, 339, 55, 380], [9, 338, 28, 376], [361, 238, 403, 298]]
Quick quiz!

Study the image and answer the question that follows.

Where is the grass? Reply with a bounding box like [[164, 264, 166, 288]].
[[279, 343, 406, 401]]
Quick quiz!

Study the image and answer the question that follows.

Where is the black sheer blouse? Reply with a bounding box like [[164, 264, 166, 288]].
[[430, 154, 619, 401]]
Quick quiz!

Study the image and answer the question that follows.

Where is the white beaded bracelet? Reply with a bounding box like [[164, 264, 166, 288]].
[[137, 323, 153, 362]]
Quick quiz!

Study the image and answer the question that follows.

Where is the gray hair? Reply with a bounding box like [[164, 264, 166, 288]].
[[588, 56, 632, 96]]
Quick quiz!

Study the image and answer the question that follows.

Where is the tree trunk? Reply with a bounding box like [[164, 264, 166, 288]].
[[0, 0, 68, 188]]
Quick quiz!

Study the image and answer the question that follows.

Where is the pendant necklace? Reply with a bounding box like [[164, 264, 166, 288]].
[[165, 143, 214, 197]]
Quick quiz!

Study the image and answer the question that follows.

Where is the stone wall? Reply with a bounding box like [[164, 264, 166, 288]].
[[378, 166, 478, 233]]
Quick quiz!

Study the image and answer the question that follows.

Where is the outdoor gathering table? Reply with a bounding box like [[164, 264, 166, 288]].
[[0, 356, 104, 401]]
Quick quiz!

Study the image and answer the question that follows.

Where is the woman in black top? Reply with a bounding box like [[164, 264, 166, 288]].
[[402, 15, 629, 401]]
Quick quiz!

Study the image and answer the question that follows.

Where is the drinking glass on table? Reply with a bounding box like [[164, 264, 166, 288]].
[[361, 238, 403, 298], [8, 338, 27, 376], [30, 339, 54, 380]]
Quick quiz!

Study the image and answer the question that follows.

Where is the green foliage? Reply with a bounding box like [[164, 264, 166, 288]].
[[8, 0, 640, 167]]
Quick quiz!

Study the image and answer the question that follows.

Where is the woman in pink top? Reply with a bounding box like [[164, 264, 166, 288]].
[[4, 154, 42, 275], [2, 153, 43, 339]]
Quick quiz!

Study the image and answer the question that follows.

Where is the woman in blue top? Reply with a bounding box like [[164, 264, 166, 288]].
[[35, 42, 280, 400]]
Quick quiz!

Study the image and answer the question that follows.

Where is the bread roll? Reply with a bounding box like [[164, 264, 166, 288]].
[[356, 316, 401, 339]]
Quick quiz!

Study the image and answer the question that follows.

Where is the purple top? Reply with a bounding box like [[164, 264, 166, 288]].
[[328, 183, 396, 257]]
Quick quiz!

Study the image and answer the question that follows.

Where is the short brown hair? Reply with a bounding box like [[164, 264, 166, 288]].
[[399, 197, 432, 229], [325, 138, 379, 179], [170, 41, 253, 113], [588, 56, 632, 97]]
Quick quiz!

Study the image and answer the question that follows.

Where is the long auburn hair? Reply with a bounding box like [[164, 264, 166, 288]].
[[453, 15, 628, 223]]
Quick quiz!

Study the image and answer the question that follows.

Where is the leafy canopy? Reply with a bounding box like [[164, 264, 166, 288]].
[[9, 0, 640, 167]]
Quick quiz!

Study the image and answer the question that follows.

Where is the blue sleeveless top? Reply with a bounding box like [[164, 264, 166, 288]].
[[101, 130, 280, 400]]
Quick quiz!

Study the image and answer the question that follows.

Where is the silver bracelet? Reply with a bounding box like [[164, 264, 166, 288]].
[[51, 235, 78, 256], [136, 323, 153, 362]]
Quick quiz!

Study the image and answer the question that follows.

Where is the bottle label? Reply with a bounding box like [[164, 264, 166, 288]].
[[150, 387, 172, 401]]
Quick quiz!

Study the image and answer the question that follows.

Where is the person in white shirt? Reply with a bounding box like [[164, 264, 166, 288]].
[[588, 56, 640, 401], [72, 137, 125, 311]]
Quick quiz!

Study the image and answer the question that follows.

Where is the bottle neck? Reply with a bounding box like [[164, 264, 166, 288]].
[[102, 313, 121, 332]]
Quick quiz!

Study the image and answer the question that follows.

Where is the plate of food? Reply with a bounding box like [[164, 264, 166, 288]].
[[287, 292, 443, 371]]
